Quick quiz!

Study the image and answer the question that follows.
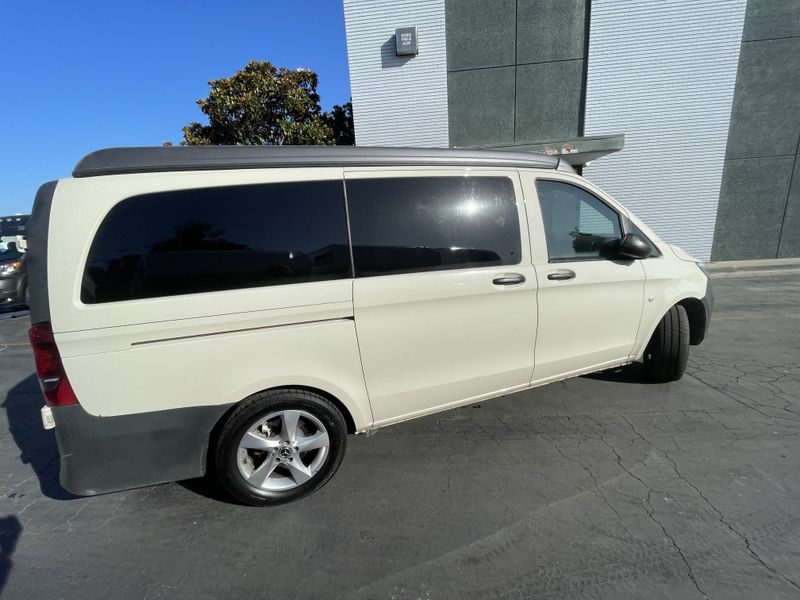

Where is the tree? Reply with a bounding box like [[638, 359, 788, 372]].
[[324, 101, 354, 145], [183, 61, 334, 146]]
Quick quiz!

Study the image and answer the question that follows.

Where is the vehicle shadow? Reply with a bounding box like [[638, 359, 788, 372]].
[[177, 477, 239, 505], [1, 374, 77, 500], [0, 515, 22, 596], [0, 306, 29, 321], [582, 362, 649, 384]]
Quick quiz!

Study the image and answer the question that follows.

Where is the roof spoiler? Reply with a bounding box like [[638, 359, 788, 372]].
[[72, 146, 568, 178]]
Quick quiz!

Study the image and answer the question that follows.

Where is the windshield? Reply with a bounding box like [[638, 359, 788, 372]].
[[0, 238, 23, 262]]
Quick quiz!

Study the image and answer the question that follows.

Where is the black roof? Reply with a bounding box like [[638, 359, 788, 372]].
[[72, 146, 571, 178]]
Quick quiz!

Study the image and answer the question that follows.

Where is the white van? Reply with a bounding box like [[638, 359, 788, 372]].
[[27, 146, 712, 506]]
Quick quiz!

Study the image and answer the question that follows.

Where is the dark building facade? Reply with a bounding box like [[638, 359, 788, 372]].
[[713, 0, 800, 260]]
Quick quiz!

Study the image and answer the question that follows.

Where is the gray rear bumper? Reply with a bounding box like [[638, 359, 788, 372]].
[[52, 403, 232, 495]]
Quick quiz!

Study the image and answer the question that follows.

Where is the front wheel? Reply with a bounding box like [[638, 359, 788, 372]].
[[643, 304, 690, 383], [211, 389, 347, 506]]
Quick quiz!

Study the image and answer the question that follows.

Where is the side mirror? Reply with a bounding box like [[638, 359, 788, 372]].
[[617, 233, 651, 260]]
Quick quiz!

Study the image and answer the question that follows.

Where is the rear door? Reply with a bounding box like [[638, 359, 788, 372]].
[[347, 169, 538, 426], [521, 172, 646, 383]]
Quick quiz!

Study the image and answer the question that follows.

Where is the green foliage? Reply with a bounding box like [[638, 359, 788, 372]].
[[324, 101, 354, 146], [183, 61, 334, 146]]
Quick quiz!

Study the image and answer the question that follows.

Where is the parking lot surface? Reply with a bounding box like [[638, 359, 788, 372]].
[[1, 271, 799, 599]]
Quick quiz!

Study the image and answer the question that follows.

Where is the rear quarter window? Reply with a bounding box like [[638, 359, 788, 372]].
[[82, 180, 351, 304]]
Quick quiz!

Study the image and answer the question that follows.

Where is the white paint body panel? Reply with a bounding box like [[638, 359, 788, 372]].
[[346, 169, 537, 426], [45, 165, 708, 435], [636, 253, 710, 360], [47, 168, 372, 428], [531, 259, 645, 382], [520, 171, 646, 382], [63, 318, 370, 423]]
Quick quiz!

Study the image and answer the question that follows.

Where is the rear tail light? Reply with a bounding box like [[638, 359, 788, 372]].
[[28, 322, 79, 407]]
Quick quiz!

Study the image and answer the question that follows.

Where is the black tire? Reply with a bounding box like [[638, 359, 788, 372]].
[[211, 389, 347, 506], [643, 304, 690, 382]]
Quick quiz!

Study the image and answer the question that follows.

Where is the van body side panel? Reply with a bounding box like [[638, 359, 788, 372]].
[[59, 316, 371, 425], [634, 258, 710, 360], [346, 168, 538, 426], [44, 168, 373, 494], [520, 171, 647, 382]]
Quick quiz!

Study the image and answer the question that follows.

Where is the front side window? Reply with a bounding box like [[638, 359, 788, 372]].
[[82, 180, 351, 304], [535, 180, 622, 261], [346, 176, 521, 277]]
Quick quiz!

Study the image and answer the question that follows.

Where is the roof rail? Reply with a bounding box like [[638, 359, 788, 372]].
[[72, 145, 573, 178]]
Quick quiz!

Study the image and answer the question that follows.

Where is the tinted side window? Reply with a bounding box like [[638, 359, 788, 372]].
[[346, 177, 521, 277], [82, 181, 351, 304], [535, 180, 622, 261]]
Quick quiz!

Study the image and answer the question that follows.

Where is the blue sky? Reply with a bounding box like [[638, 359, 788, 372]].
[[0, 1, 352, 215]]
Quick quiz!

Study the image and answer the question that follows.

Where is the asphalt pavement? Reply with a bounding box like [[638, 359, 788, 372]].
[[1, 270, 799, 599]]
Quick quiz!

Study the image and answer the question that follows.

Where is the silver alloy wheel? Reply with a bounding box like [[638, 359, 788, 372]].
[[236, 409, 330, 491]]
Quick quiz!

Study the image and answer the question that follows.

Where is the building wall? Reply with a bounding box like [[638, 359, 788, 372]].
[[583, 0, 747, 261], [343, 0, 449, 147], [343, 0, 798, 262], [712, 0, 800, 260], [445, 0, 588, 147]]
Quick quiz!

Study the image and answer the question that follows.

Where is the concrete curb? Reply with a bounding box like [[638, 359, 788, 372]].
[[706, 257, 800, 273]]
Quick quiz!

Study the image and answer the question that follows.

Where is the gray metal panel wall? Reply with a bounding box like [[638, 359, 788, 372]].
[[343, 0, 449, 147], [583, 0, 747, 261], [712, 0, 800, 260], [446, 0, 587, 148]]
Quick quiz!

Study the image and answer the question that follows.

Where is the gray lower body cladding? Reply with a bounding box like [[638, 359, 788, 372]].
[[52, 402, 233, 495]]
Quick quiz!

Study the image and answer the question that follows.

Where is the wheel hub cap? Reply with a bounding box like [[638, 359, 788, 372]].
[[236, 409, 330, 492]]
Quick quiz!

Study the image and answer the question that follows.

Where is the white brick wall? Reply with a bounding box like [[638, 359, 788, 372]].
[[343, 0, 449, 147], [583, 0, 746, 261]]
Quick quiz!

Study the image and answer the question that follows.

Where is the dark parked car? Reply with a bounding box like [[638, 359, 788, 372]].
[[1, 214, 29, 307], [0, 241, 28, 306]]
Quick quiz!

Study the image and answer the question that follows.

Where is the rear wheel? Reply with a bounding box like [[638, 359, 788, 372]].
[[643, 304, 690, 382], [212, 389, 347, 506]]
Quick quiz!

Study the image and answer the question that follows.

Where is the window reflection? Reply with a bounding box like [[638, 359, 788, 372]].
[[346, 176, 520, 277], [82, 181, 351, 304]]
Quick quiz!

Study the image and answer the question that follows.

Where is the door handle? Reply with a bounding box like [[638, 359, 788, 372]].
[[493, 274, 526, 286], [547, 269, 576, 281]]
